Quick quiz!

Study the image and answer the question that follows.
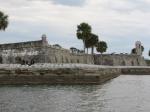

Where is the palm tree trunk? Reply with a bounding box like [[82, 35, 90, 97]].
[[101, 53, 103, 65], [91, 46, 94, 55], [87, 48, 88, 54], [83, 40, 86, 53]]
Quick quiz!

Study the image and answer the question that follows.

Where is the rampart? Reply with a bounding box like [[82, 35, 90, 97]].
[[94, 54, 146, 66], [0, 40, 43, 50], [0, 37, 147, 66]]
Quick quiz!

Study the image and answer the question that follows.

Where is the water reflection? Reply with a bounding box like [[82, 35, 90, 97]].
[[0, 75, 150, 112]]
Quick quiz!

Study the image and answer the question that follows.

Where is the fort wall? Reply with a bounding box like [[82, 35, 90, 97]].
[[0, 37, 147, 66], [94, 54, 146, 66]]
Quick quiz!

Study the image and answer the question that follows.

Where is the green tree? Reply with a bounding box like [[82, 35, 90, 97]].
[[96, 41, 107, 54], [87, 33, 99, 54], [85, 33, 99, 54], [76, 22, 91, 53], [70, 47, 77, 53], [131, 48, 136, 54], [85, 37, 90, 54], [53, 44, 61, 48], [96, 41, 108, 65], [0, 11, 8, 31], [141, 46, 144, 52]]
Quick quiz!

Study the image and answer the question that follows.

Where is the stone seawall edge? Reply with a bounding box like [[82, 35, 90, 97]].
[[0, 67, 121, 85]]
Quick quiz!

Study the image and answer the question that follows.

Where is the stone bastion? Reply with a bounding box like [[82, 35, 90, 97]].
[[0, 36, 147, 66]]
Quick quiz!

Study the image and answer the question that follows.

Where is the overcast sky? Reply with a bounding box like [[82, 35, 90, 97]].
[[0, 0, 150, 58]]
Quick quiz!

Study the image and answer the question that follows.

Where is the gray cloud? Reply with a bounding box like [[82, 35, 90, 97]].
[[25, 0, 85, 6], [52, 0, 85, 6], [106, 0, 150, 13], [0, 0, 150, 58]]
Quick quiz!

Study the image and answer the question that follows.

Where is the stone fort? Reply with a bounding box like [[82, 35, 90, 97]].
[[0, 35, 146, 66]]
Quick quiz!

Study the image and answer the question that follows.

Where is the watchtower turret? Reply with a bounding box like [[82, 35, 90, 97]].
[[135, 41, 142, 56], [41, 34, 48, 46]]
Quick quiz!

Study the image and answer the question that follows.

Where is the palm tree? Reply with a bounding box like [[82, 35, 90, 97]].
[[85, 33, 99, 54], [85, 38, 90, 54], [76, 22, 91, 53], [96, 41, 108, 65], [96, 41, 107, 54], [0, 11, 8, 31], [90, 34, 99, 54]]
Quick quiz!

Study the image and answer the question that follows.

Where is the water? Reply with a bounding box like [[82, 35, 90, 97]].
[[0, 75, 150, 112]]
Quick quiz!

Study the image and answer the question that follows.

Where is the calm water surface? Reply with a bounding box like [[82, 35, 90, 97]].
[[1, 75, 150, 112]]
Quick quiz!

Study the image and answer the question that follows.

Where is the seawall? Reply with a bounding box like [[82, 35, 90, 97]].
[[0, 64, 120, 85], [120, 67, 150, 75], [0, 64, 150, 85]]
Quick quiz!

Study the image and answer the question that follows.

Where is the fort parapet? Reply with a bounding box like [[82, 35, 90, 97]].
[[0, 40, 43, 50]]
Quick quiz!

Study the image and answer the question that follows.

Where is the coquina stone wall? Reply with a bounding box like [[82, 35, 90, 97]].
[[0, 64, 121, 85], [94, 54, 146, 66], [0, 39, 94, 64], [46, 46, 94, 64], [0, 37, 146, 66]]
